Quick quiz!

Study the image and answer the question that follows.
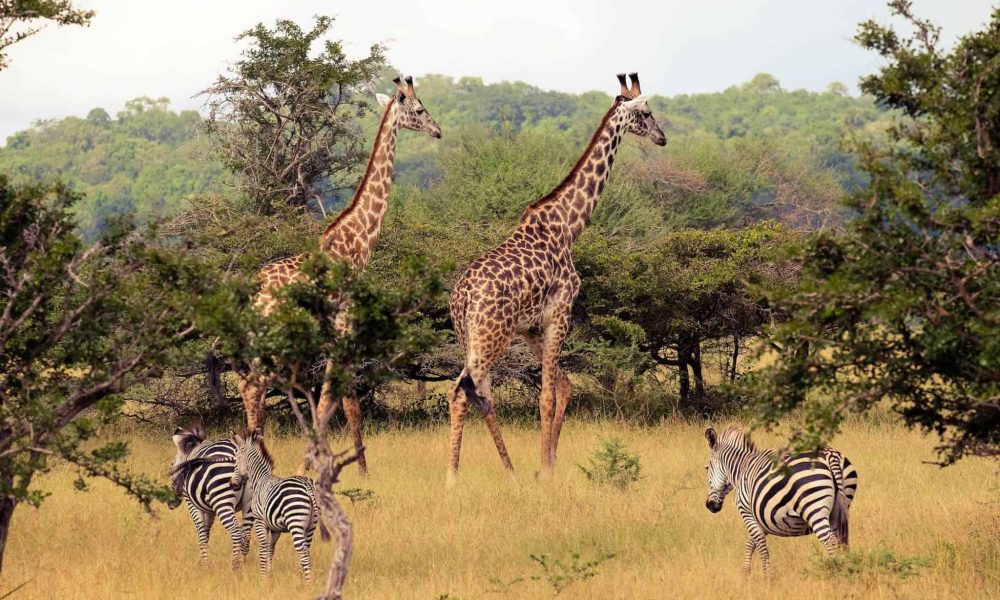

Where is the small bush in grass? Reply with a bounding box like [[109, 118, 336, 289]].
[[489, 548, 617, 596], [577, 438, 642, 490], [808, 548, 931, 579]]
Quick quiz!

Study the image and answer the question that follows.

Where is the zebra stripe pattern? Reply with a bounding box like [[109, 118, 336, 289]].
[[704, 425, 858, 574], [170, 425, 252, 569], [230, 429, 324, 582]]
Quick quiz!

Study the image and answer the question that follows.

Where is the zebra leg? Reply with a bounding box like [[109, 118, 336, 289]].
[[187, 504, 213, 566], [757, 537, 771, 575], [217, 505, 245, 571], [806, 510, 842, 555], [239, 514, 253, 556], [290, 525, 312, 582], [254, 519, 271, 577], [743, 537, 757, 575]]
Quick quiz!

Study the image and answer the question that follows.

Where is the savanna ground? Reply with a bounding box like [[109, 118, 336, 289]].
[[4, 418, 998, 599]]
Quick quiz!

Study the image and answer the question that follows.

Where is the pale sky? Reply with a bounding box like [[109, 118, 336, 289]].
[[0, 0, 993, 141]]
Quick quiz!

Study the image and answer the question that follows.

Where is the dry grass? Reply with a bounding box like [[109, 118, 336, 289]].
[[3, 419, 998, 599]]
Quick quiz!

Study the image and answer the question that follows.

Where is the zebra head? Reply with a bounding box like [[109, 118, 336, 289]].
[[704, 427, 733, 513], [169, 424, 205, 509], [230, 428, 273, 490]]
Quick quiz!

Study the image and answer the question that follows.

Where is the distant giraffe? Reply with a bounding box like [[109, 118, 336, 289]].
[[239, 76, 442, 475], [446, 73, 665, 481]]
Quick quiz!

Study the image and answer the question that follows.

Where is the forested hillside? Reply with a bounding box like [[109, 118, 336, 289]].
[[0, 73, 885, 239]]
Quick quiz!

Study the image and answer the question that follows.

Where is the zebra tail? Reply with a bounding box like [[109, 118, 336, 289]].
[[829, 456, 850, 548]]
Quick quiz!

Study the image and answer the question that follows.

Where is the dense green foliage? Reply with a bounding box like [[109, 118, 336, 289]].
[[0, 175, 229, 571], [750, 1, 1000, 464], [200, 16, 387, 215], [1, 71, 886, 238], [0, 97, 227, 240]]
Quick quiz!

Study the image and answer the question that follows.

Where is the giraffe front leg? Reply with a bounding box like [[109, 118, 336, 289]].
[[538, 309, 571, 475], [550, 367, 572, 461]]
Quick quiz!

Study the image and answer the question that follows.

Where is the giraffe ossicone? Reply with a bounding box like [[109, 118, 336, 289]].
[[446, 72, 666, 482]]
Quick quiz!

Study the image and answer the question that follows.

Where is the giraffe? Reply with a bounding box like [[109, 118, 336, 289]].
[[446, 73, 665, 482], [239, 76, 442, 475]]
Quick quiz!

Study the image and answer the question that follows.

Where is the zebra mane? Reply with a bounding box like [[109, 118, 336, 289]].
[[719, 425, 757, 451], [233, 428, 275, 469]]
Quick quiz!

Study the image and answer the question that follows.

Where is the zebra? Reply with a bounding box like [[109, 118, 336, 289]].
[[229, 429, 329, 581], [704, 425, 858, 574], [169, 424, 252, 569]]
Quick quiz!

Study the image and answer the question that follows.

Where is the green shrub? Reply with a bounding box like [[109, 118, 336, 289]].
[[577, 438, 642, 490]]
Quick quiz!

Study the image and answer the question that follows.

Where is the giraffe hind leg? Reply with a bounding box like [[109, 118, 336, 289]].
[[460, 371, 513, 472]]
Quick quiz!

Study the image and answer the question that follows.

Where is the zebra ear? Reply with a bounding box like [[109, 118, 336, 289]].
[[705, 428, 718, 449], [232, 431, 244, 445], [252, 428, 264, 442]]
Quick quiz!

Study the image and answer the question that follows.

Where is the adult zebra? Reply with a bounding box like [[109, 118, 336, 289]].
[[170, 424, 252, 569], [704, 425, 858, 574], [229, 429, 328, 581]]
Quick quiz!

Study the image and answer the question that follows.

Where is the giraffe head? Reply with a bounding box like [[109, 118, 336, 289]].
[[614, 72, 666, 146], [376, 75, 442, 138]]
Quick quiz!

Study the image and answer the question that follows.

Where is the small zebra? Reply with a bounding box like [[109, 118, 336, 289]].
[[169, 424, 253, 569], [229, 429, 329, 581], [704, 425, 858, 574]]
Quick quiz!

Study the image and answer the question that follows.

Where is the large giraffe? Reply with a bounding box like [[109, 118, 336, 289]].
[[240, 76, 441, 475], [446, 73, 665, 481]]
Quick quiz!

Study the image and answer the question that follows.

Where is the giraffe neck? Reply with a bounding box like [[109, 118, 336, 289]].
[[319, 101, 402, 268], [522, 100, 626, 244]]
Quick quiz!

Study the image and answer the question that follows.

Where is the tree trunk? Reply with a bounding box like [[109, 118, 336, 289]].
[[0, 470, 19, 576], [678, 358, 690, 403], [691, 340, 705, 398], [729, 335, 740, 383], [416, 380, 427, 402], [314, 478, 353, 600]]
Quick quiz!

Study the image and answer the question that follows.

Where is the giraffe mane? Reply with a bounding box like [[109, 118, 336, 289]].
[[522, 96, 624, 217], [320, 96, 397, 247]]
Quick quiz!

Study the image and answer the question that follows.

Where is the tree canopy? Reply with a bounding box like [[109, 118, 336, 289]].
[[749, 1, 1000, 464]]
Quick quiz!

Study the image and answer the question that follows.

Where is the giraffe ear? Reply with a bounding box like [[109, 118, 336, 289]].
[[375, 93, 392, 109]]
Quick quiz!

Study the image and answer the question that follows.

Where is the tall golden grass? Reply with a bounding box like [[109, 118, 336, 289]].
[[3, 420, 997, 599]]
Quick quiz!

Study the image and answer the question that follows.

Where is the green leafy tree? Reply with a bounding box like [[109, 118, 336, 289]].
[[575, 222, 795, 407], [200, 15, 387, 215], [0, 0, 93, 69], [750, 1, 1000, 464], [0, 176, 229, 573]]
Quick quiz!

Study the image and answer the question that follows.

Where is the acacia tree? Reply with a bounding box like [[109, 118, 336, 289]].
[[574, 222, 795, 406], [0, 0, 93, 69], [0, 177, 228, 573], [750, 1, 999, 464], [201, 16, 387, 215]]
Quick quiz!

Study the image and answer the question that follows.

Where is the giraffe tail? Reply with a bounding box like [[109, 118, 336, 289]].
[[457, 373, 489, 414]]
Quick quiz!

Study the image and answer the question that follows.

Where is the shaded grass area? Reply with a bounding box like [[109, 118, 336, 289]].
[[3, 420, 998, 599]]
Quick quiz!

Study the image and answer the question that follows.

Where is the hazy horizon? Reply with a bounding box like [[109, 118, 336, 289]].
[[0, 0, 993, 141]]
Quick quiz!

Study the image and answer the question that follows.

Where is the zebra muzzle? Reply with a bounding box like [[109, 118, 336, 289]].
[[706, 498, 723, 513]]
